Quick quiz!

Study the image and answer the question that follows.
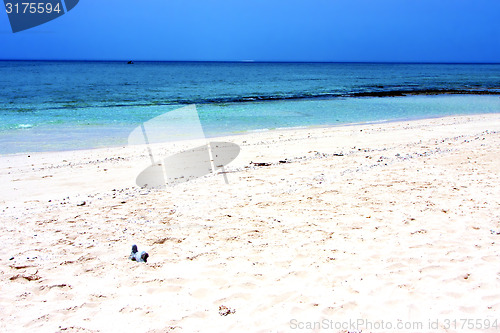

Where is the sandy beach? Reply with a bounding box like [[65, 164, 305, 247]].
[[1, 113, 500, 332]]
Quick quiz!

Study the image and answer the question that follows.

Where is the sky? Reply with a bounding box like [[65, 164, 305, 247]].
[[0, 0, 499, 62]]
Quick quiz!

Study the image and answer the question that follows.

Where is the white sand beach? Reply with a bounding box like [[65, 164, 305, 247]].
[[1, 114, 500, 332]]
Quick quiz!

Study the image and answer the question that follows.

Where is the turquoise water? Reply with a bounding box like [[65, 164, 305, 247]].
[[0, 62, 499, 154]]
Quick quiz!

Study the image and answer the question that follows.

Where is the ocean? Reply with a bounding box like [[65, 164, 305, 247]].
[[0, 61, 499, 154]]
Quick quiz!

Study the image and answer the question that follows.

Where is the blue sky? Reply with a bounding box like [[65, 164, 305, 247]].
[[1, 0, 499, 62]]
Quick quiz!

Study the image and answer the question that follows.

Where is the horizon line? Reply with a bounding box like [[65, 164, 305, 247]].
[[0, 59, 500, 65]]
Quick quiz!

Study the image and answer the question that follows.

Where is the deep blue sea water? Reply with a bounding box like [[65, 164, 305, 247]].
[[0, 61, 499, 154]]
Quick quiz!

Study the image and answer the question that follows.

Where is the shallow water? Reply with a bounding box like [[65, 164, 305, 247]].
[[1, 61, 499, 153]]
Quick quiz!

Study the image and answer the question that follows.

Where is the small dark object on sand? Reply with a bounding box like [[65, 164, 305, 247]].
[[129, 244, 149, 263], [218, 305, 235, 316], [252, 162, 271, 167]]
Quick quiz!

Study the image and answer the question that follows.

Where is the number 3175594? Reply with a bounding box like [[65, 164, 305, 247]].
[[5, 2, 62, 14]]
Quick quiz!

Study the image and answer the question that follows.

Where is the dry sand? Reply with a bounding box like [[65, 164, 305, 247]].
[[1, 114, 500, 332]]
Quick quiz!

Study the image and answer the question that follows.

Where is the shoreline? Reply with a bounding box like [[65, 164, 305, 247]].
[[2, 110, 500, 157], [2, 113, 499, 203], [1, 113, 500, 332]]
